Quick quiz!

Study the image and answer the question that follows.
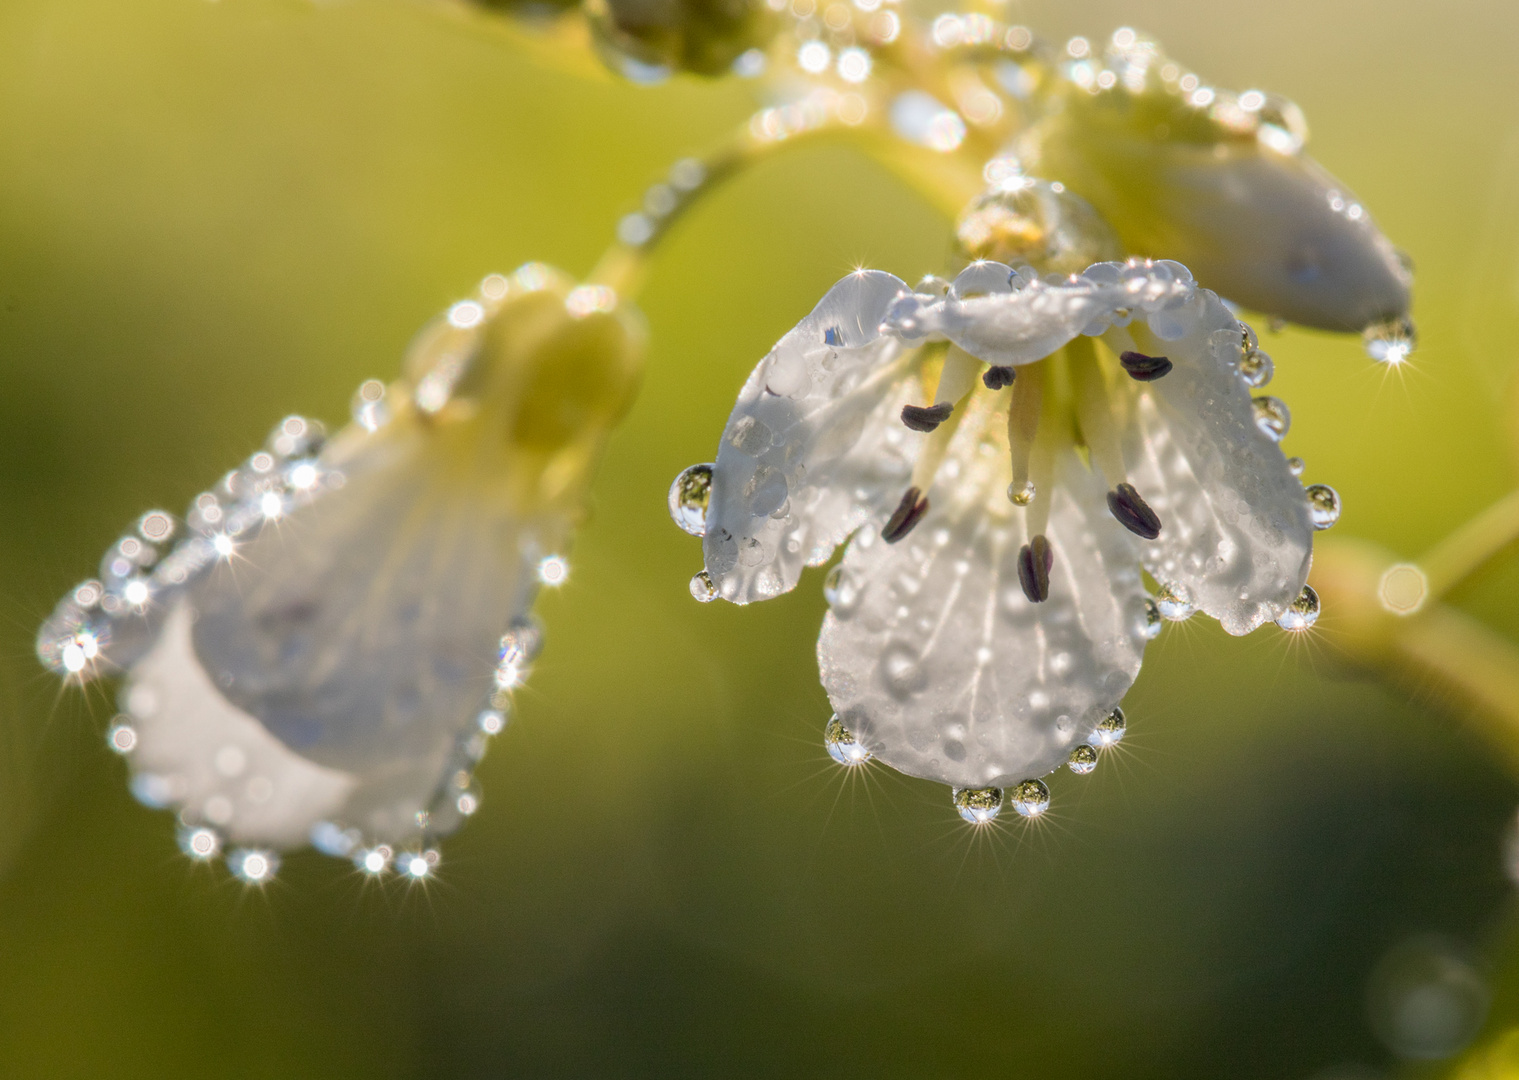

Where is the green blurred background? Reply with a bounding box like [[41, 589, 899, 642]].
[[2, 0, 1518, 1075]]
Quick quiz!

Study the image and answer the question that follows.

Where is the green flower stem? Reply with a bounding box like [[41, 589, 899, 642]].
[[1394, 602, 1519, 771], [1420, 487, 1519, 603]]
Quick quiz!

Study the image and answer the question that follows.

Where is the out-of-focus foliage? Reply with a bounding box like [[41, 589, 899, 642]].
[[1, 0, 1518, 1077]]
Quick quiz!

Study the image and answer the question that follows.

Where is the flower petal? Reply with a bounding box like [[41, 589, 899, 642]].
[[1123, 291, 1315, 634], [887, 260, 1196, 366], [703, 270, 926, 604], [818, 403, 1149, 788], [121, 417, 547, 847]]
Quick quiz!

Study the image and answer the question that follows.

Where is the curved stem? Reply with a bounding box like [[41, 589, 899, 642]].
[[1420, 488, 1519, 602], [1392, 602, 1519, 771]]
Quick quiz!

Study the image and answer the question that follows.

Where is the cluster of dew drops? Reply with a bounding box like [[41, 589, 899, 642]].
[[663, 314, 1346, 824]]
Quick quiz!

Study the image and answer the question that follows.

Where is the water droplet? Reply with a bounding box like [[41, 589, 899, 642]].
[[500, 615, 545, 666], [478, 708, 507, 735], [880, 643, 925, 696], [229, 848, 278, 884], [137, 510, 176, 544], [1068, 745, 1098, 774], [1239, 349, 1274, 387], [537, 555, 569, 586], [1275, 584, 1320, 631], [1363, 315, 1417, 365], [106, 720, 137, 754], [689, 570, 717, 602], [351, 379, 391, 431], [668, 463, 714, 536], [1239, 321, 1258, 352], [1007, 480, 1036, 506], [401, 851, 435, 880], [177, 825, 221, 861], [1305, 484, 1341, 530], [824, 714, 872, 766], [1286, 456, 1305, 477], [1143, 598, 1163, 639], [1011, 779, 1050, 817], [1155, 583, 1195, 621], [953, 786, 1003, 824], [1251, 396, 1291, 442], [356, 846, 392, 875], [1092, 706, 1127, 746]]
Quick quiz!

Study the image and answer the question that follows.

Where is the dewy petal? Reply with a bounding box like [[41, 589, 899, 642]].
[[1122, 290, 1314, 634], [886, 260, 1196, 367], [704, 270, 927, 604], [817, 398, 1150, 788]]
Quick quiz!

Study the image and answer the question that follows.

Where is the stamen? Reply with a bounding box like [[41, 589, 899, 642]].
[[1107, 482, 1162, 539], [883, 487, 930, 543], [1006, 362, 1044, 505], [1070, 338, 1127, 488], [900, 403, 954, 432], [982, 365, 1017, 390], [1119, 350, 1173, 381], [1018, 534, 1053, 602]]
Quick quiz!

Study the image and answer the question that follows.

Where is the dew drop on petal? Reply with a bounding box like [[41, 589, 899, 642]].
[[106, 720, 138, 754], [1287, 456, 1306, 477], [1251, 396, 1291, 442], [229, 848, 278, 884], [478, 708, 507, 735], [351, 379, 392, 431], [953, 786, 1003, 824], [356, 845, 392, 875], [1143, 597, 1163, 639], [1007, 480, 1036, 506], [824, 714, 872, 766], [537, 555, 569, 586], [1363, 315, 1417, 365], [402, 852, 434, 880], [1068, 745, 1098, 774], [1011, 779, 1051, 817], [689, 570, 717, 602], [1155, 583, 1195, 621], [1305, 484, 1341, 530], [1239, 349, 1274, 388], [1275, 585, 1321, 631], [668, 463, 714, 536], [1092, 706, 1127, 746], [177, 825, 221, 861]]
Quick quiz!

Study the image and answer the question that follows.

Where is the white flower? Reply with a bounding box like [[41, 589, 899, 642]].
[[38, 265, 643, 872], [676, 258, 1332, 808]]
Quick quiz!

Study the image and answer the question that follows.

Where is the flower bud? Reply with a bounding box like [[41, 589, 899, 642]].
[[956, 178, 1122, 275], [1017, 31, 1412, 333], [583, 0, 776, 79]]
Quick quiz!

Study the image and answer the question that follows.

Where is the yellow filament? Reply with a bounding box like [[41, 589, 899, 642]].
[[933, 346, 983, 408], [1027, 382, 1067, 538], [1007, 360, 1045, 500], [1070, 336, 1127, 487], [910, 395, 972, 491]]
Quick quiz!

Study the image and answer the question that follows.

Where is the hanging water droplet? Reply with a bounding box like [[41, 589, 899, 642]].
[[229, 848, 278, 884], [351, 379, 391, 431], [1155, 583, 1195, 621], [177, 824, 222, 861], [1275, 584, 1321, 631], [537, 555, 569, 586], [824, 714, 872, 766], [1238, 349, 1274, 388], [1068, 745, 1098, 774], [1304, 484, 1341, 530], [689, 570, 717, 602], [1011, 778, 1050, 817], [1007, 480, 1036, 506], [1287, 456, 1306, 477], [106, 720, 137, 754], [1239, 320, 1259, 352], [355, 846, 392, 875], [1251, 396, 1291, 442], [1362, 314, 1417, 365], [1092, 706, 1127, 746], [952, 786, 1003, 824], [1143, 597, 1163, 639], [668, 463, 714, 536]]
